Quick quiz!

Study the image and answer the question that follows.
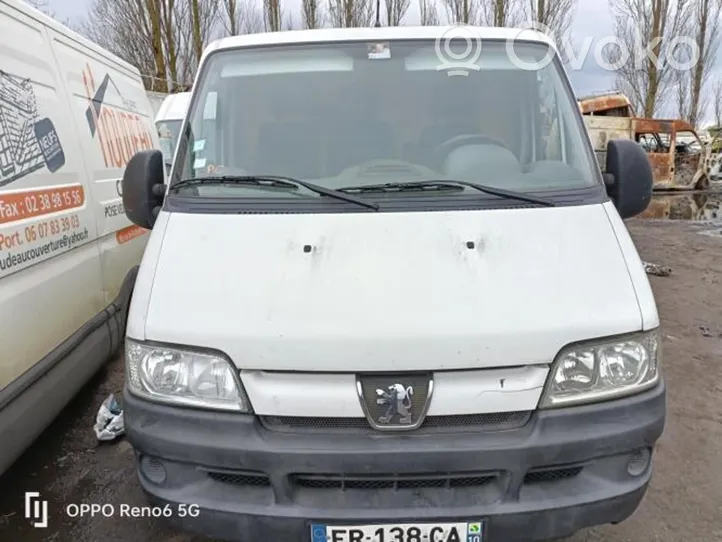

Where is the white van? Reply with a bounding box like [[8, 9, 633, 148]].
[[146, 90, 168, 124], [121, 27, 665, 542], [154, 92, 191, 169], [0, 0, 157, 474]]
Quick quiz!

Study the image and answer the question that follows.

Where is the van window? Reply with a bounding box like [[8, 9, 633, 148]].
[[174, 40, 600, 203], [157, 120, 182, 164]]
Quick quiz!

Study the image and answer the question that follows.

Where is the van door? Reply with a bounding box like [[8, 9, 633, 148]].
[[0, 2, 104, 400], [46, 30, 156, 306]]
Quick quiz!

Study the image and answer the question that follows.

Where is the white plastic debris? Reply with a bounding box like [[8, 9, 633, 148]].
[[642, 261, 672, 277], [94, 394, 125, 441]]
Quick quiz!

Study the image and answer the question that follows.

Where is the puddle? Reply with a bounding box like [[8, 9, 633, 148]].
[[639, 191, 722, 222], [638, 191, 722, 237], [698, 228, 722, 238]]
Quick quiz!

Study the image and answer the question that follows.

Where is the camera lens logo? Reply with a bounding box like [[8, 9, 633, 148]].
[[435, 23, 482, 76], [25, 492, 48, 528]]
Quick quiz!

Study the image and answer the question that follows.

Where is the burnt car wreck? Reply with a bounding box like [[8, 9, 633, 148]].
[[580, 92, 720, 191]]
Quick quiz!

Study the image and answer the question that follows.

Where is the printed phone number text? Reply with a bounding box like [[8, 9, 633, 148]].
[[0, 214, 81, 250], [0, 186, 83, 224], [22, 188, 83, 214]]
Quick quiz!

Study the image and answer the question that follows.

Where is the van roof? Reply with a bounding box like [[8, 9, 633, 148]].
[[155, 92, 191, 123], [204, 26, 556, 60], [8, 0, 143, 79]]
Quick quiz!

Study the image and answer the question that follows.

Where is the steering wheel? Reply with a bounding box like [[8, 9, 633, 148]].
[[432, 134, 508, 169]]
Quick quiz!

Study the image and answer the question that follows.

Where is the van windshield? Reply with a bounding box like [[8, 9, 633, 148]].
[[173, 39, 600, 205]]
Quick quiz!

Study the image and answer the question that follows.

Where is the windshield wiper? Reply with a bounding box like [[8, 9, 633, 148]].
[[339, 180, 555, 207], [172, 175, 379, 211]]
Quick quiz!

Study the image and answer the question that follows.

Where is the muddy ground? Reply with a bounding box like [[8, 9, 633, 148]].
[[0, 217, 721, 542]]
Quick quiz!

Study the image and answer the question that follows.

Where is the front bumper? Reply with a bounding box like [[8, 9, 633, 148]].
[[124, 381, 666, 542]]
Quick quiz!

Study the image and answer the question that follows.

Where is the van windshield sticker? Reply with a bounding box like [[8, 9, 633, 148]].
[[193, 157, 207, 169], [193, 139, 206, 152], [368, 43, 391, 60]]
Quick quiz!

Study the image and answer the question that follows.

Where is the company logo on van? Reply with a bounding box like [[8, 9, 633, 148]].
[[357, 374, 432, 431], [81, 64, 154, 169], [0, 71, 66, 187]]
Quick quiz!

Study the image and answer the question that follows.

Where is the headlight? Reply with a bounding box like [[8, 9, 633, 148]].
[[125, 338, 252, 412], [540, 329, 661, 408]]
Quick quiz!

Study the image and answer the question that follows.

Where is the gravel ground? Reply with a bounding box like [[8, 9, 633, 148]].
[[0, 217, 721, 542]]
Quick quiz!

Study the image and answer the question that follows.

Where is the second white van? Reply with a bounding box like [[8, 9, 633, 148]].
[[154, 92, 191, 169]]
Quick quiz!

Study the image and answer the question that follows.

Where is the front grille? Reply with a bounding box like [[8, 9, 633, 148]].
[[292, 472, 499, 491], [204, 469, 271, 487], [523, 465, 584, 484], [261, 411, 531, 434]]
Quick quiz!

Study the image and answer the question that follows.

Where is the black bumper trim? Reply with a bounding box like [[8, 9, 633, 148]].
[[124, 381, 665, 541]]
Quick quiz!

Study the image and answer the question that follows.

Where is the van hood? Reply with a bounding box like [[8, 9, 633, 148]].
[[142, 204, 642, 372]]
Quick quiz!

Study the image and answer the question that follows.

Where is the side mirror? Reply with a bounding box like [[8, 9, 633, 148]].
[[604, 139, 654, 219], [122, 150, 165, 229]]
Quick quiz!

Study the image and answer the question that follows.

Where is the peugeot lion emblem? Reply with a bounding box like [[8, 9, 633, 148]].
[[376, 384, 414, 424], [357, 374, 433, 431]]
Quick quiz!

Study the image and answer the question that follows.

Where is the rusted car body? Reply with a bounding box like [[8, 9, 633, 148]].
[[580, 93, 718, 190]]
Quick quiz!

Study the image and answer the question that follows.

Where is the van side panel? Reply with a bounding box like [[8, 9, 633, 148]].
[[46, 30, 154, 306], [0, 2, 105, 391], [0, 1, 112, 474], [0, 0, 152, 475]]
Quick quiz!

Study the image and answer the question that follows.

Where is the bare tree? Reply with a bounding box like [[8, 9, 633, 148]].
[[444, 0, 479, 23], [81, 0, 158, 89], [221, 0, 265, 34], [419, 0, 440, 24], [525, 0, 575, 43], [607, 0, 692, 117], [302, 0, 325, 28], [174, 0, 220, 81], [684, 0, 722, 126], [191, 0, 204, 60], [159, 0, 180, 90], [172, 0, 197, 86], [385, 0, 410, 25], [146, 0, 169, 92], [221, 0, 239, 34], [264, 0, 282, 31], [241, 2, 266, 32], [81, 0, 220, 91], [711, 79, 722, 127], [328, 0, 375, 27], [677, 65, 692, 119], [480, 0, 524, 26]]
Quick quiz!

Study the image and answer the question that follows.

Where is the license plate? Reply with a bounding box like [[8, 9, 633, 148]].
[[310, 521, 485, 542]]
